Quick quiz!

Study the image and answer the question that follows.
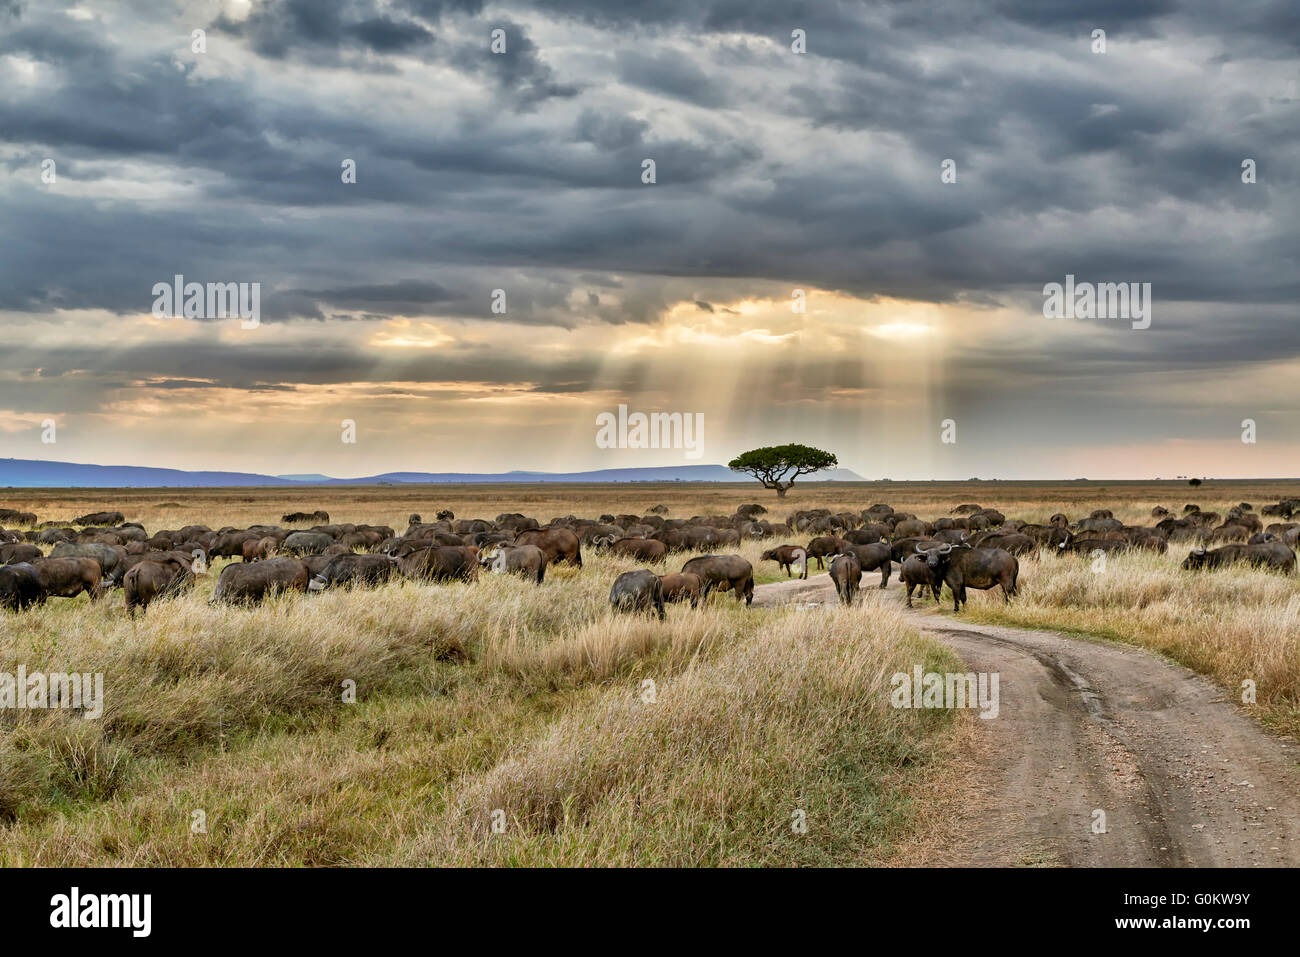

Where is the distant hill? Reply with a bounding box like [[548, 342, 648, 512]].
[[0, 458, 866, 488]]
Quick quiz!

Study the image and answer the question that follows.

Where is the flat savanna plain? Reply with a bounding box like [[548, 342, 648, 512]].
[[1, 480, 1297, 865]]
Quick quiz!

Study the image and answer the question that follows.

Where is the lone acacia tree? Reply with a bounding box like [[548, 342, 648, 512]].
[[727, 444, 838, 498]]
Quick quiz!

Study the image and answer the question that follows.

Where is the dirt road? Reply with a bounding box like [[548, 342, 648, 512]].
[[754, 574, 1300, 866]]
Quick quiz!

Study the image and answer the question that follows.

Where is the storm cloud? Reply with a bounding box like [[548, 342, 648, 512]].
[[0, 0, 1296, 478]]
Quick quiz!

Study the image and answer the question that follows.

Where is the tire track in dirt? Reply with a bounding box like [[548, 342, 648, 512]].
[[754, 574, 1300, 867]]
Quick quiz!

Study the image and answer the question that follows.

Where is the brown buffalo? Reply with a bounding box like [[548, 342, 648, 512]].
[[514, 527, 582, 567], [805, 535, 845, 570], [761, 544, 808, 579], [399, 546, 479, 583], [478, 544, 546, 584], [32, 557, 104, 601], [900, 554, 942, 608], [212, 557, 310, 604], [845, 542, 892, 588], [658, 572, 702, 608], [0, 542, 42, 564], [680, 554, 753, 605], [828, 553, 862, 606], [598, 537, 668, 563], [124, 558, 195, 615]]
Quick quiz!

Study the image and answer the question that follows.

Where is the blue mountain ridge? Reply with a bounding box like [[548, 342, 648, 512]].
[[0, 458, 866, 488]]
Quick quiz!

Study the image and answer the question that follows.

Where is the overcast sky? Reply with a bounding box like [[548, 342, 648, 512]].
[[1, 0, 1297, 479]]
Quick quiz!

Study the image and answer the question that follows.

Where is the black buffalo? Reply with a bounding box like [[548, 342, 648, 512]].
[[1182, 542, 1295, 574], [921, 544, 1019, 611]]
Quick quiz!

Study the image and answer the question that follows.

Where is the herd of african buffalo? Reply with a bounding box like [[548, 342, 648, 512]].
[[0, 496, 1297, 617]]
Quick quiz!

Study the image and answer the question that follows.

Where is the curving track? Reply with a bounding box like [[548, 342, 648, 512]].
[[754, 574, 1300, 867]]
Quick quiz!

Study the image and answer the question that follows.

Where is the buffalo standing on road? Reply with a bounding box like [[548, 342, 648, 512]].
[[900, 553, 942, 608], [828, 553, 862, 606], [844, 542, 892, 588], [805, 535, 844, 570], [920, 544, 1019, 612]]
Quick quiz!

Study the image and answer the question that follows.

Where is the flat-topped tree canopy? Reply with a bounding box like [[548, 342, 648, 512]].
[[727, 445, 838, 498]]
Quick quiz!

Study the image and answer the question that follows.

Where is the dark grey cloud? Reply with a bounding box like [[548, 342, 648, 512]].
[[212, 0, 436, 60], [0, 0, 1297, 476]]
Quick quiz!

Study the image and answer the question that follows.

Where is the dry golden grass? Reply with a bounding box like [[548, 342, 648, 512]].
[[0, 537, 963, 866], [4, 479, 1298, 865], [6, 477, 1297, 533]]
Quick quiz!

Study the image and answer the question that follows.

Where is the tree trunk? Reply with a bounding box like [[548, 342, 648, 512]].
[[775, 485, 788, 498]]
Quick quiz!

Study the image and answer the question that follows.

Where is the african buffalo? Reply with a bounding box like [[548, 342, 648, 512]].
[[966, 531, 1035, 555], [212, 557, 310, 604], [308, 553, 400, 591], [107, 549, 202, 586], [900, 554, 941, 608], [1182, 542, 1295, 574], [242, 536, 278, 562], [281, 531, 335, 556], [658, 572, 702, 608], [0, 542, 42, 564], [889, 537, 944, 564], [828, 553, 862, 606], [844, 542, 892, 588], [609, 570, 665, 620], [680, 554, 754, 605], [843, 527, 885, 545], [124, 559, 195, 615], [71, 511, 125, 526], [921, 544, 1018, 611], [478, 544, 546, 584], [49, 542, 127, 578], [32, 557, 104, 601], [282, 510, 330, 524], [761, 545, 808, 579], [596, 537, 668, 564], [398, 546, 479, 583], [0, 562, 42, 611], [514, 528, 582, 567], [892, 518, 928, 540], [806, 535, 845, 570], [1059, 538, 1129, 562]]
